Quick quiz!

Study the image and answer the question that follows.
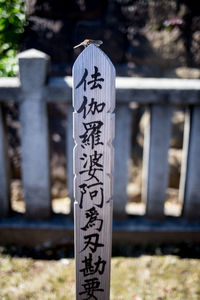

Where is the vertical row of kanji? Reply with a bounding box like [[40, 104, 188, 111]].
[[73, 44, 116, 299]]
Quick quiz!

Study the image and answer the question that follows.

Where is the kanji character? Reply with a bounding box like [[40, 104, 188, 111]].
[[81, 233, 104, 253], [78, 183, 104, 209], [79, 277, 104, 299], [81, 207, 103, 232], [75, 68, 88, 91], [77, 96, 106, 119], [88, 66, 104, 90], [80, 253, 106, 277], [79, 121, 104, 149], [79, 150, 103, 182]]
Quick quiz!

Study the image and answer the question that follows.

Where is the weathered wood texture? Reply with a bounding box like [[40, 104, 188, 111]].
[[0, 104, 10, 217], [73, 44, 115, 300], [18, 49, 51, 219], [142, 105, 172, 219], [66, 104, 74, 215], [180, 107, 200, 219]]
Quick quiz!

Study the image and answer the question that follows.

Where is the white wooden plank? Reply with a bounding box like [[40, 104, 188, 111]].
[[142, 105, 172, 219], [0, 104, 10, 217], [18, 49, 51, 219], [66, 104, 74, 215], [180, 106, 200, 219], [73, 44, 115, 300]]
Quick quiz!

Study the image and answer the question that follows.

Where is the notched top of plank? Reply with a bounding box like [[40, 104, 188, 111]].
[[73, 44, 115, 75]]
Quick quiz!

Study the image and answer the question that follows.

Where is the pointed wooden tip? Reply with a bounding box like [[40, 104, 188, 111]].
[[73, 44, 115, 75]]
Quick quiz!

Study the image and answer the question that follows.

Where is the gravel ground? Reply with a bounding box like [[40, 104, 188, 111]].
[[1, 246, 200, 300]]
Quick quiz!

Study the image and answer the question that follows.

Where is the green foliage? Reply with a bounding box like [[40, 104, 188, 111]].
[[0, 0, 25, 77]]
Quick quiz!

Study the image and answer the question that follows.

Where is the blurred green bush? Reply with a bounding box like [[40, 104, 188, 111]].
[[0, 0, 25, 77]]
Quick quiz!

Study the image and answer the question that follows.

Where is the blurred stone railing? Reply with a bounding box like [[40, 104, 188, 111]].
[[0, 49, 200, 245]]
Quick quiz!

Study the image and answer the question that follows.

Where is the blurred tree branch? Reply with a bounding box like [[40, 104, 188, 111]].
[[0, 0, 25, 76]]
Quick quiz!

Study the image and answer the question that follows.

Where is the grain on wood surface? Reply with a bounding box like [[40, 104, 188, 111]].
[[73, 44, 115, 300]]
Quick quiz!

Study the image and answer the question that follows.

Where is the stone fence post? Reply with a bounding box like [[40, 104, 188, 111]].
[[18, 49, 51, 219]]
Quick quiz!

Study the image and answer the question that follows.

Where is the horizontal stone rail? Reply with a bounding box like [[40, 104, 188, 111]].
[[1, 76, 200, 104]]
